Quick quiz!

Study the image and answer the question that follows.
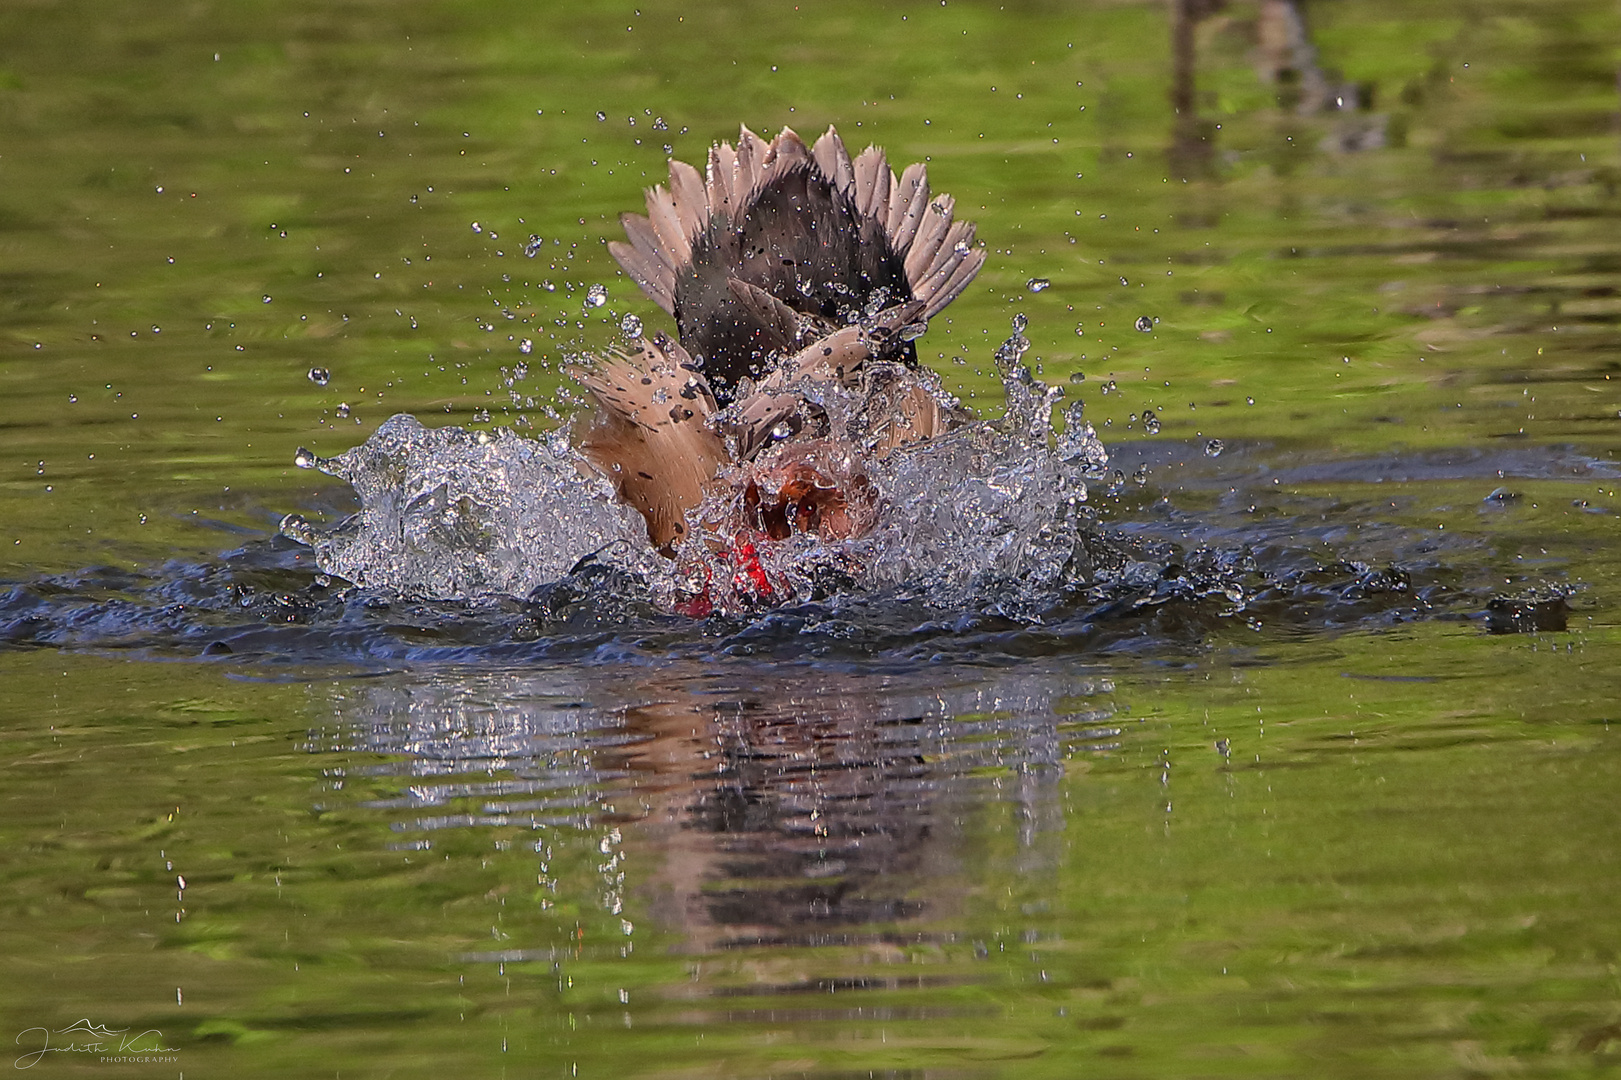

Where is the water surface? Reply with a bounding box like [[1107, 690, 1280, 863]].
[[3, 0, 1620, 1075]]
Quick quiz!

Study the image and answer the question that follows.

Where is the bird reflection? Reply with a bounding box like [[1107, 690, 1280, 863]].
[[325, 666, 1103, 953]]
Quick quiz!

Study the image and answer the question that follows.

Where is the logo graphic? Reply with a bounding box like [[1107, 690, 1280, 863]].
[[14, 1020, 180, 1069], [55, 1021, 124, 1041]]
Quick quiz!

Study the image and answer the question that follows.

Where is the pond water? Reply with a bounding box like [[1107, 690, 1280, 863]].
[[3, 0, 1621, 1075]]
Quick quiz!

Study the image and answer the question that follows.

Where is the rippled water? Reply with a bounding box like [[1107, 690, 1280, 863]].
[[3, 0, 1621, 1075]]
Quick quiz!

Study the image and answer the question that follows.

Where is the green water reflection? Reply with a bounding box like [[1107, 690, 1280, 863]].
[[4, 637, 1620, 1076], [2, 0, 1620, 1075]]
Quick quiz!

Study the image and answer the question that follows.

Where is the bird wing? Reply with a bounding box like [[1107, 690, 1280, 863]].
[[571, 334, 729, 553]]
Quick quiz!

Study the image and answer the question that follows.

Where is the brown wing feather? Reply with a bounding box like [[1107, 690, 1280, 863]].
[[812, 125, 856, 196], [725, 279, 801, 353], [572, 335, 729, 553], [609, 213, 676, 314], [852, 146, 890, 220], [707, 141, 738, 220], [667, 158, 708, 239], [887, 162, 929, 252], [646, 186, 692, 271], [920, 245, 987, 320]]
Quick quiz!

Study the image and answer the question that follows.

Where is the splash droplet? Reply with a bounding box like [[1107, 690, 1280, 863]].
[[335, 402, 351, 418], [1027, 277, 1051, 293], [519, 339, 534, 354], [294, 447, 317, 469], [619, 314, 643, 337], [1135, 316, 1154, 332], [1204, 439, 1225, 458], [307, 367, 331, 386], [585, 283, 608, 308], [523, 235, 544, 257]]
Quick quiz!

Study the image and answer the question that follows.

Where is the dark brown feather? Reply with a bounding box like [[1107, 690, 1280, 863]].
[[610, 126, 987, 401]]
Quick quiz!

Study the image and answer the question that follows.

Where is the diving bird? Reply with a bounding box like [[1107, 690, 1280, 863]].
[[573, 124, 986, 555]]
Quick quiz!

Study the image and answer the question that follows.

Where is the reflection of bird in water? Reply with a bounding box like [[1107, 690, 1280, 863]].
[[571, 125, 986, 562]]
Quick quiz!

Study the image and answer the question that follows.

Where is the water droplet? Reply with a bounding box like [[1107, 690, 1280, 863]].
[[519, 339, 534, 354], [1135, 316, 1153, 332], [1067, 371, 1086, 384], [1132, 465, 1148, 484], [1204, 439, 1225, 457], [151, 325, 161, 334], [307, 367, 331, 386], [898, 321, 927, 342], [294, 447, 317, 469], [1010, 313, 1028, 333], [1246, 396, 1255, 406], [994, 333, 1031, 369], [1142, 409, 1161, 435], [335, 402, 351, 418], [770, 421, 793, 440], [619, 314, 643, 337], [262, 295, 273, 304], [595, 111, 607, 121], [953, 238, 971, 256], [470, 221, 482, 233], [1027, 277, 1051, 293], [585, 283, 608, 308], [524, 235, 544, 257]]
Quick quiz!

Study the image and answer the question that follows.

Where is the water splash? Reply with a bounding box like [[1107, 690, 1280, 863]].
[[280, 415, 652, 599], [283, 320, 1116, 615], [652, 319, 1114, 616]]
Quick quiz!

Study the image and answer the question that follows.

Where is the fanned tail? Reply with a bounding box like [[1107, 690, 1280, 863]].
[[608, 125, 987, 386]]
